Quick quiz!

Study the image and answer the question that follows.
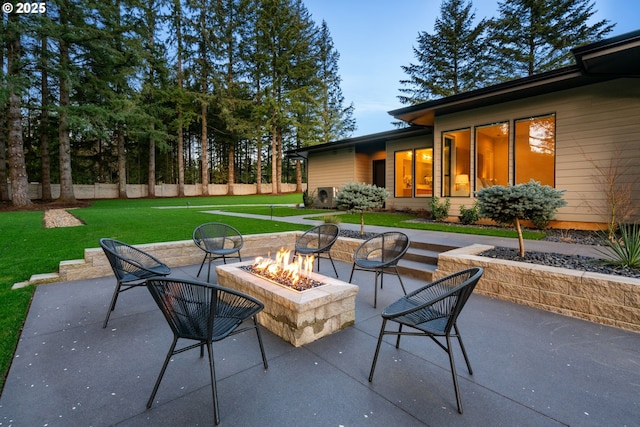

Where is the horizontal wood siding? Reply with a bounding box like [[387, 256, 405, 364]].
[[426, 79, 640, 226], [308, 148, 356, 193], [354, 153, 372, 184]]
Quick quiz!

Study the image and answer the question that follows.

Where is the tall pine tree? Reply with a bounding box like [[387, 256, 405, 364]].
[[399, 0, 491, 104], [489, 0, 614, 78]]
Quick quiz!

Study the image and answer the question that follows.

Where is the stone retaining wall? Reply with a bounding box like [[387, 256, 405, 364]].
[[15, 232, 363, 289], [435, 244, 640, 332]]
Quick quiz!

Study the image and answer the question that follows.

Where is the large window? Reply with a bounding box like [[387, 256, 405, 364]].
[[394, 150, 413, 197], [415, 148, 433, 197], [442, 129, 471, 197], [475, 122, 509, 189], [515, 114, 555, 186]]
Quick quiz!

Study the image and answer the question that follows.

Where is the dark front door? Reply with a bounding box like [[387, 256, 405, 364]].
[[373, 159, 385, 188]]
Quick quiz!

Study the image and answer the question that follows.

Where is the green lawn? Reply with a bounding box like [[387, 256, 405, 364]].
[[0, 194, 308, 390], [309, 211, 547, 240]]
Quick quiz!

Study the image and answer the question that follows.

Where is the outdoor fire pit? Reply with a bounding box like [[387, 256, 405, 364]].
[[216, 249, 358, 347]]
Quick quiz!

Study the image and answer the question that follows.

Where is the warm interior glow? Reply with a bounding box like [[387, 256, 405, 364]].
[[250, 248, 317, 290]]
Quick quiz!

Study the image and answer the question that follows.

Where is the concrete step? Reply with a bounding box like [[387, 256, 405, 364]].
[[403, 247, 440, 264], [409, 240, 458, 253], [397, 259, 438, 282]]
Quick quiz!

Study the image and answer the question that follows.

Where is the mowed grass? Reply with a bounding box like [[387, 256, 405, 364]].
[[0, 194, 308, 390], [309, 211, 547, 240]]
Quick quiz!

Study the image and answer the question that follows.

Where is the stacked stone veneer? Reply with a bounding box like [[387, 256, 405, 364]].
[[435, 244, 640, 332], [217, 261, 358, 347], [14, 232, 363, 289]]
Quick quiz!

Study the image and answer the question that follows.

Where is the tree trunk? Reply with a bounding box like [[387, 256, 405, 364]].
[[6, 12, 32, 207], [270, 129, 277, 195], [57, 24, 76, 203], [295, 159, 302, 193], [276, 131, 282, 193], [40, 28, 52, 201], [148, 128, 156, 197], [360, 211, 365, 236], [201, 102, 209, 196], [117, 126, 127, 198], [227, 144, 235, 195], [515, 217, 525, 257], [255, 134, 262, 194], [7, 92, 32, 208], [177, 112, 185, 197]]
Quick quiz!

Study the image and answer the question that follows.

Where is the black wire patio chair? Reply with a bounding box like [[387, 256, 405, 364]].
[[193, 222, 244, 282], [293, 224, 340, 277], [146, 277, 268, 425], [368, 267, 484, 414], [99, 238, 171, 328], [348, 231, 410, 308]]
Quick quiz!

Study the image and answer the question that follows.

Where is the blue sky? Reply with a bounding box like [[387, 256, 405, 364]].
[[305, 0, 639, 137]]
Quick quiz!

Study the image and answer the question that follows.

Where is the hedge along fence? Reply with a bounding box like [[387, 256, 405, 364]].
[[8, 183, 305, 200], [435, 244, 640, 332]]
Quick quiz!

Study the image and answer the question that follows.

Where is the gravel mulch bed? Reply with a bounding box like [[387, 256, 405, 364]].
[[341, 225, 640, 279], [479, 246, 640, 279]]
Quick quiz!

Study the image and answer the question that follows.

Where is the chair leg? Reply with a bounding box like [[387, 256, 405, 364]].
[[327, 253, 339, 278], [253, 316, 268, 370], [395, 267, 407, 295], [205, 341, 220, 425], [395, 324, 403, 348], [197, 254, 208, 278], [147, 336, 179, 409], [373, 271, 380, 308], [446, 335, 464, 414], [348, 264, 356, 283], [103, 281, 122, 328], [454, 324, 473, 375], [368, 318, 388, 382]]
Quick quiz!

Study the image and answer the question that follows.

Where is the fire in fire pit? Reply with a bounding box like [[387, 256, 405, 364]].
[[241, 248, 324, 292]]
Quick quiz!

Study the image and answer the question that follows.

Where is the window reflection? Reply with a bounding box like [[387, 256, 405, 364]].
[[394, 150, 413, 197], [515, 114, 555, 186], [415, 148, 433, 197]]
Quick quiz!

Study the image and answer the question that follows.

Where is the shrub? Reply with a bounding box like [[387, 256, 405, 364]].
[[322, 214, 342, 225], [335, 182, 389, 235], [430, 197, 450, 222], [458, 203, 480, 225], [598, 223, 640, 268], [302, 189, 315, 207], [476, 180, 567, 256]]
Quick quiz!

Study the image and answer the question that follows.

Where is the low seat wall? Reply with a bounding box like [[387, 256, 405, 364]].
[[15, 232, 363, 289], [435, 244, 640, 332]]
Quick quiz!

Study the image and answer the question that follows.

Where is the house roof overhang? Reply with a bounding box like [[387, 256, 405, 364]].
[[285, 126, 433, 159], [389, 29, 640, 127]]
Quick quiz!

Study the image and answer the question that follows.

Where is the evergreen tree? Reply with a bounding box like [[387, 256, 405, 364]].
[[399, 0, 491, 104], [0, 13, 9, 202], [316, 20, 356, 144], [489, 0, 614, 78], [5, 9, 32, 207]]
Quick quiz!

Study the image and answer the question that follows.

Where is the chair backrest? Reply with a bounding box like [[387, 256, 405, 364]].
[[193, 223, 244, 253], [421, 267, 483, 333], [354, 232, 410, 266], [99, 238, 169, 281], [295, 224, 339, 251], [146, 278, 264, 342]]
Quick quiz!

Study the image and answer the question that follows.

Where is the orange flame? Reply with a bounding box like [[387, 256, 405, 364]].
[[252, 248, 314, 285]]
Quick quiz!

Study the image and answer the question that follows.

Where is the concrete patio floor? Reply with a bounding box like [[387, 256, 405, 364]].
[[1, 256, 638, 427]]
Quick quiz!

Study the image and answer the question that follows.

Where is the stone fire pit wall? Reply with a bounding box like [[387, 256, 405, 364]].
[[216, 261, 358, 347], [435, 244, 640, 332]]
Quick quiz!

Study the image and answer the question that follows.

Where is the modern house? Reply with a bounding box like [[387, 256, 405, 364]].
[[289, 30, 640, 229]]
